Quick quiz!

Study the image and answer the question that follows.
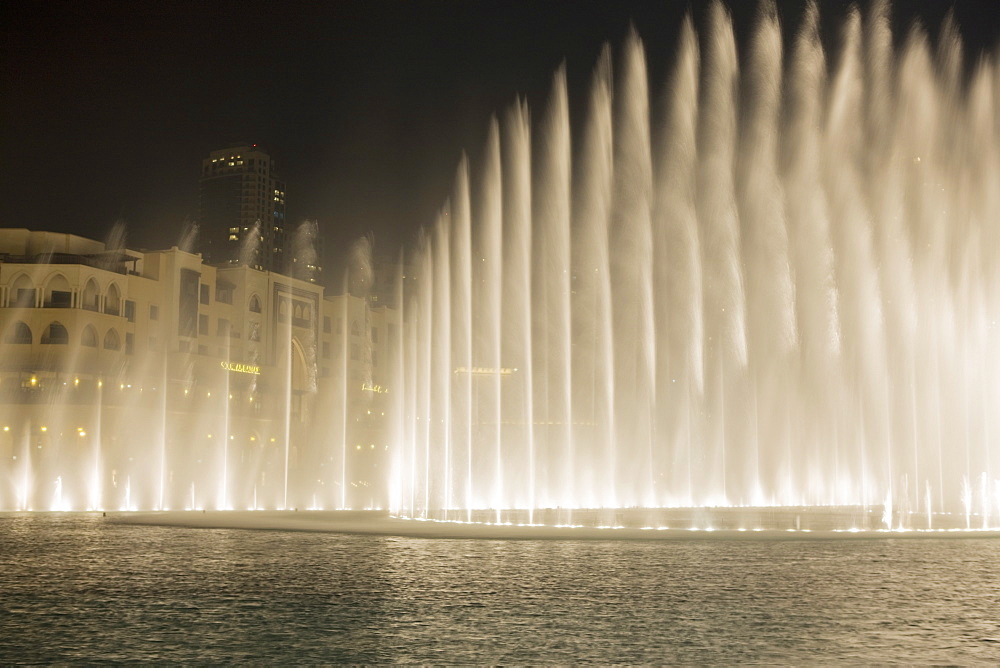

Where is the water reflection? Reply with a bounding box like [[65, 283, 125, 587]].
[[2, 514, 999, 662]]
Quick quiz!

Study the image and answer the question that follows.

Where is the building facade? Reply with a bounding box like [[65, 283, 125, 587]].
[[0, 229, 396, 511]]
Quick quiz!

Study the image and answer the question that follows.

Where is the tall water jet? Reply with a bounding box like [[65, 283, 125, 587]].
[[177, 221, 199, 255], [534, 65, 572, 510], [239, 220, 263, 268], [653, 15, 701, 506], [472, 118, 505, 516], [611, 30, 656, 507], [574, 46, 616, 508], [450, 158, 473, 515], [696, 2, 747, 506], [503, 100, 534, 513], [781, 0, 841, 504], [737, 0, 797, 503]]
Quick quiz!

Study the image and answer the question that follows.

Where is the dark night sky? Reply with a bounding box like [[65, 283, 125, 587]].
[[2, 0, 998, 282]]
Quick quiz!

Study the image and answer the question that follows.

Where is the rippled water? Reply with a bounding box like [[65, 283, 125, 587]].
[[2, 513, 1000, 663]]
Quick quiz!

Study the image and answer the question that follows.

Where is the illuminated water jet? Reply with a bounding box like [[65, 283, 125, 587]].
[[390, 2, 1000, 526]]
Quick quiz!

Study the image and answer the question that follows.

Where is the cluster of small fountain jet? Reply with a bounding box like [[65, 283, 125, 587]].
[[389, 1, 1000, 529]]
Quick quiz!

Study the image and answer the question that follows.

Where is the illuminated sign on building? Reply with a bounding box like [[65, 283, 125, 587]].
[[362, 382, 388, 394], [221, 361, 261, 375], [453, 366, 516, 376]]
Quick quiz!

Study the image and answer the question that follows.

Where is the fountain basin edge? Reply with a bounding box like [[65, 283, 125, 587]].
[[105, 510, 1000, 540]]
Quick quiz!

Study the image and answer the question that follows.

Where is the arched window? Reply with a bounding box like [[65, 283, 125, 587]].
[[103, 328, 121, 350], [8, 274, 36, 308], [248, 294, 262, 313], [81, 279, 100, 312], [81, 325, 98, 348], [4, 321, 32, 344], [350, 320, 359, 336], [293, 304, 302, 320], [105, 283, 121, 316], [41, 322, 69, 345], [44, 273, 72, 308]]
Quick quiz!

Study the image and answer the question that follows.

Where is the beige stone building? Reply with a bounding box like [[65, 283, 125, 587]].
[[0, 229, 396, 511]]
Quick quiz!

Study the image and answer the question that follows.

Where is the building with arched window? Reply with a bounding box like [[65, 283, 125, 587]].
[[4, 321, 31, 344], [41, 322, 69, 345], [0, 228, 397, 511]]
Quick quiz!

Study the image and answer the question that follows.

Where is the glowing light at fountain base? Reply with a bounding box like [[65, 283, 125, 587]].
[[392, 505, 1000, 534]]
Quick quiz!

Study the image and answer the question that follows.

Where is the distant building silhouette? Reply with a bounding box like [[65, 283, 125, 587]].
[[198, 145, 286, 272]]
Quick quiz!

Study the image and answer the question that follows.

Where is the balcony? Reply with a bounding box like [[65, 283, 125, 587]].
[[42, 291, 72, 309]]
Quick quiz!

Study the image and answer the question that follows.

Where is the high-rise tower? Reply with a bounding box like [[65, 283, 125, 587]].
[[198, 145, 286, 271]]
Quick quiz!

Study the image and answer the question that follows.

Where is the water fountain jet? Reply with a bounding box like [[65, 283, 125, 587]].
[[390, 2, 1000, 526]]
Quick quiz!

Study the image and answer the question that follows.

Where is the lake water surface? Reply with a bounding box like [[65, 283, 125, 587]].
[[2, 513, 999, 663]]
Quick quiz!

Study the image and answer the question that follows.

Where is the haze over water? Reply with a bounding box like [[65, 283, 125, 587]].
[[391, 0, 1000, 522]]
